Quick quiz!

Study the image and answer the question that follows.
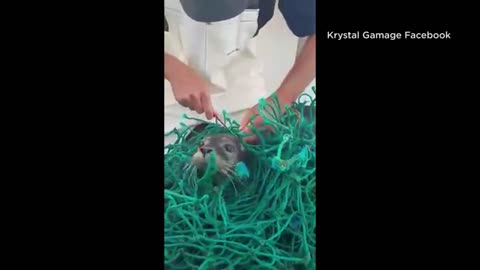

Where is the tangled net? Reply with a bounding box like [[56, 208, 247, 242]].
[[164, 87, 316, 269]]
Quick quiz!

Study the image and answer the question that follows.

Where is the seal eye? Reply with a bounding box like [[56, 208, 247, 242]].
[[224, 144, 234, 153]]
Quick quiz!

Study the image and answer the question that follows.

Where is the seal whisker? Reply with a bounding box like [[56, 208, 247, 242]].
[[224, 167, 236, 177], [223, 171, 239, 196], [220, 168, 234, 178]]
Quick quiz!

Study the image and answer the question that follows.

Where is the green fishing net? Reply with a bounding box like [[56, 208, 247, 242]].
[[164, 87, 316, 269]]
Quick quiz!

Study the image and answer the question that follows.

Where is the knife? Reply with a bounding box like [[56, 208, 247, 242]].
[[213, 112, 238, 136]]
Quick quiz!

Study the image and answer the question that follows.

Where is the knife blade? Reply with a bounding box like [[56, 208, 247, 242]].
[[213, 112, 236, 136]]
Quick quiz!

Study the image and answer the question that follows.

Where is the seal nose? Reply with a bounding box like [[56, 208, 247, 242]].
[[200, 147, 213, 157]]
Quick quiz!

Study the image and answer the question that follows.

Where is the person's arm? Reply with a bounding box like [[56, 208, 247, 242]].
[[164, 52, 215, 119], [275, 0, 316, 103], [164, 52, 184, 81], [240, 0, 315, 142], [239, 36, 315, 136], [276, 34, 316, 104]]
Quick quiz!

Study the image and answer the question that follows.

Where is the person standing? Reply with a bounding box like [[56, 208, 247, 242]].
[[164, 0, 315, 144]]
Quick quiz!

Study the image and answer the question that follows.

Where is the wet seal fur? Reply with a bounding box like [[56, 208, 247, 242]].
[[183, 122, 251, 191]]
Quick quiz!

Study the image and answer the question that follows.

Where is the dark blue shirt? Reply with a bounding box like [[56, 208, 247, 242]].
[[257, 0, 316, 37], [165, 0, 315, 38]]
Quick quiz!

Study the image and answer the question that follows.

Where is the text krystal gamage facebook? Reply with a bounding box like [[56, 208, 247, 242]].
[[327, 31, 451, 40]]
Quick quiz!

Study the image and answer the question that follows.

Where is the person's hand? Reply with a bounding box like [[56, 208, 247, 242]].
[[239, 106, 265, 144], [239, 95, 290, 144], [168, 64, 215, 120]]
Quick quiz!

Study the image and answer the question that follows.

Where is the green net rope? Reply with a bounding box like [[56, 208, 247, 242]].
[[164, 87, 316, 269]]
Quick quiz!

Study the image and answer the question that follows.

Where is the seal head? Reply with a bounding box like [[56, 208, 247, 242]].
[[191, 133, 248, 177]]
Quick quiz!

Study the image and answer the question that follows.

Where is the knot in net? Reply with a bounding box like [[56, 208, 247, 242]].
[[164, 87, 316, 269]]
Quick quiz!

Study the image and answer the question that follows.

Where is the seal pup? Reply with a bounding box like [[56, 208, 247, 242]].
[[186, 103, 316, 176]]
